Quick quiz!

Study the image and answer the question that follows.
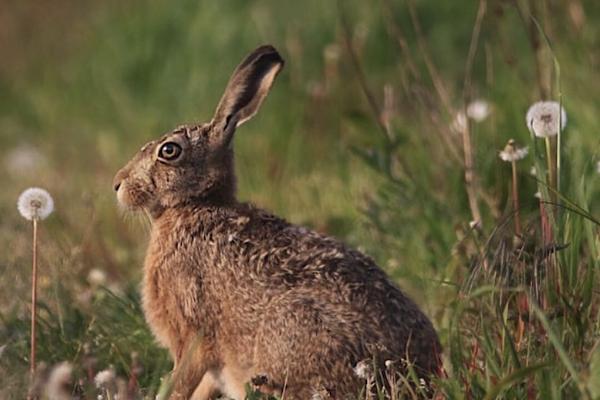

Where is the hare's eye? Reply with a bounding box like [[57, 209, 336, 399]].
[[158, 142, 182, 161]]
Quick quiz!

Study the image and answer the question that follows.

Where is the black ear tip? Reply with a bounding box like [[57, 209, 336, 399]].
[[251, 44, 284, 67]]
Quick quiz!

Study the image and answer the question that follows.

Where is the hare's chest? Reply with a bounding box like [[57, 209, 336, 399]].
[[142, 252, 202, 357]]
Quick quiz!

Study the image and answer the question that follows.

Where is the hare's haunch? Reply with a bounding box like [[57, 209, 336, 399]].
[[113, 45, 441, 399]]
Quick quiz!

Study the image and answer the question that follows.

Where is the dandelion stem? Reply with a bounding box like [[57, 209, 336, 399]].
[[544, 136, 556, 204], [30, 218, 38, 393], [511, 161, 522, 236]]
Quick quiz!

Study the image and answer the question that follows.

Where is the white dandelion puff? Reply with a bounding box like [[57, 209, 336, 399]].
[[530, 166, 537, 176], [87, 269, 107, 287], [467, 99, 491, 122], [17, 187, 54, 221], [499, 140, 528, 162], [353, 360, 372, 379], [45, 362, 72, 400], [5, 144, 47, 177], [94, 368, 116, 389], [526, 101, 567, 138]]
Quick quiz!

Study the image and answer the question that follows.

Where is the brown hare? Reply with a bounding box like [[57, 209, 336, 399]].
[[113, 45, 441, 399]]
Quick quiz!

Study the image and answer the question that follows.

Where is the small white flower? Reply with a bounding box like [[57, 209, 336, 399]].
[[94, 368, 116, 388], [87, 269, 107, 287], [450, 111, 467, 134], [353, 360, 371, 379], [467, 99, 491, 122], [499, 140, 528, 162], [17, 187, 54, 221], [526, 101, 567, 138], [45, 362, 72, 400]]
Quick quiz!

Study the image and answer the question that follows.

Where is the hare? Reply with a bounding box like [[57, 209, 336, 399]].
[[113, 45, 441, 399]]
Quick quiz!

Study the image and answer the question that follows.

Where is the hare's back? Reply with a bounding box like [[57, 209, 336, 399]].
[[226, 207, 440, 359]]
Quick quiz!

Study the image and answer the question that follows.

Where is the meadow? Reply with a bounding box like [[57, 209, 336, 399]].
[[1, 0, 599, 398]]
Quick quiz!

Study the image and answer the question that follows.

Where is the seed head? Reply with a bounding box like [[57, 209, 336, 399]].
[[44, 362, 72, 400], [530, 166, 537, 176], [17, 187, 54, 221], [499, 139, 528, 162], [526, 101, 567, 138], [87, 269, 107, 287], [467, 99, 491, 122], [94, 368, 116, 389], [5, 145, 47, 177], [353, 360, 372, 379]]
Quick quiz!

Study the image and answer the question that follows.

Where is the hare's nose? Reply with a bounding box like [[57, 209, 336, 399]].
[[113, 169, 128, 192]]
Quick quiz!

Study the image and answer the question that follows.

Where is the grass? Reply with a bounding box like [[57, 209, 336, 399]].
[[1, 0, 599, 398]]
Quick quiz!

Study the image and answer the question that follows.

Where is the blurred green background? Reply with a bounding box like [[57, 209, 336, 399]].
[[1, 0, 599, 398]]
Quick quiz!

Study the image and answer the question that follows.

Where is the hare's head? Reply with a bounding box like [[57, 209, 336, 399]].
[[113, 45, 283, 217]]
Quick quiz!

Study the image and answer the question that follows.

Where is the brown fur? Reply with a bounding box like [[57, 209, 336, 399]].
[[113, 45, 441, 399]]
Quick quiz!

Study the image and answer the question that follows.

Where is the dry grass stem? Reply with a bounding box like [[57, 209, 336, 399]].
[[460, 0, 487, 225]]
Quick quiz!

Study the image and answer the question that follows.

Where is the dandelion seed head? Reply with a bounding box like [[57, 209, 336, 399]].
[[5, 144, 47, 177], [94, 368, 116, 388], [45, 362, 72, 400], [530, 166, 537, 176], [467, 99, 491, 122], [87, 269, 107, 287], [526, 101, 567, 138], [17, 187, 54, 221], [353, 360, 371, 379], [499, 139, 528, 162]]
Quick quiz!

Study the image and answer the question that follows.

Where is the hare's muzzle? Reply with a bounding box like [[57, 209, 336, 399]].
[[112, 171, 125, 192]]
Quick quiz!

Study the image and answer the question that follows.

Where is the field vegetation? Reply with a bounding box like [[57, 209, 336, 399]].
[[1, 0, 599, 398]]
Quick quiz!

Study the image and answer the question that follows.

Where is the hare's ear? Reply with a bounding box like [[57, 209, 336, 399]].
[[211, 45, 284, 145]]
